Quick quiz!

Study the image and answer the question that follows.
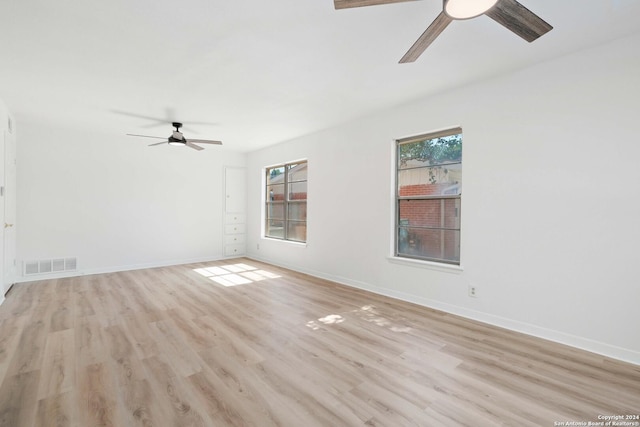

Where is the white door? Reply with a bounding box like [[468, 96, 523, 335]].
[[0, 132, 5, 293], [3, 130, 16, 293]]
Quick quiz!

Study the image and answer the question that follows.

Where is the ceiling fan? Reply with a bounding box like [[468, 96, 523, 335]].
[[334, 0, 553, 63], [126, 122, 222, 151]]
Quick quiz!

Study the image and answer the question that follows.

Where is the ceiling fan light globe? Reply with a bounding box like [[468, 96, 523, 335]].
[[168, 141, 185, 147], [444, 0, 499, 19]]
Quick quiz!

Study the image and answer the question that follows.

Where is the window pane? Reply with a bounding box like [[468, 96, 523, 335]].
[[398, 199, 460, 229], [288, 182, 307, 201], [398, 163, 461, 197], [287, 221, 306, 242], [265, 220, 284, 239], [398, 134, 462, 169], [267, 183, 285, 201], [267, 167, 286, 185], [288, 202, 307, 221], [397, 227, 460, 263], [266, 203, 284, 220], [288, 162, 307, 182]]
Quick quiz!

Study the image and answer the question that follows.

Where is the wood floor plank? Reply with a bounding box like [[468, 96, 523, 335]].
[[103, 324, 170, 425], [430, 367, 565, 426], [142, 356, 211, 427], [188, 369, 262, 427], [0, 257, 638, 426], [50, 280, 74, 332], [192, 315, 265, 365], [251, 356, 364, 427], [5, 318, 48, 377], [114, 377, 163, 426], [73, 289, 96, 318], [197, 346, 291, 427], [86, 275, 121, 328], [35, 391, 76, 427], [424, 395, 511, 427], [119, 312, 160, 360], [0, 370, 40, 427], [344, 380, 428, 426], [165, 308, 219, 353], [118, 271, 163, 320], [75, 315, 107, 367], [0, 281, 36, 320], [0, 316, 26, 385], [149, 319, 204, 377], [37, 329, 75, 400], [77, 362, 122, 427]]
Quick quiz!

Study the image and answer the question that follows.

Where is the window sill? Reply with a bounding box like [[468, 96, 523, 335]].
[[387, 256, 464, 274], [262, 237, 307, 248]]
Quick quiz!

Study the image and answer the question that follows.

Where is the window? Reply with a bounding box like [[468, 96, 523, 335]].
[[396, 128, 462, 264], [265, 161, 307, 243]]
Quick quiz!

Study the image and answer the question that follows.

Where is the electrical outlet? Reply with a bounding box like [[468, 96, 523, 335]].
[[468, 285, 478, 298], [257, 243, 260, 250]]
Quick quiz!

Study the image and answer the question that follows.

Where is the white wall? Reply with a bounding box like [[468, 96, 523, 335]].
[[246, 33, 640, 364], [0, 101, 8, 131], [17, 121, 246, 277]]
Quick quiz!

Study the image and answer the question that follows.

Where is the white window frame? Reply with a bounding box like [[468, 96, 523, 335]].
[[394, 127, 462, 266], [263, 160, 308, 243]]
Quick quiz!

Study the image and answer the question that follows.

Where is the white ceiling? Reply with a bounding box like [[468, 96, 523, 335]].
[[1, 0, 639, 152]]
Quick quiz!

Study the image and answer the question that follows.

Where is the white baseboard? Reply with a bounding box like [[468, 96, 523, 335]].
[[248, 254, 640, 366]]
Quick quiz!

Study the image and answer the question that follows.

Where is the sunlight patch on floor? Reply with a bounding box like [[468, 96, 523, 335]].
[[193, 263, 281, 287], [305, 304, 413, 333], [319, 314, 344, 325], [306, 320, 321, 330], [306, 314, 345, 330], [356, 304, 412, 333]]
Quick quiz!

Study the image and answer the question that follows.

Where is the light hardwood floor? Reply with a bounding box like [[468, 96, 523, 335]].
[[0, 258, 638, 426]]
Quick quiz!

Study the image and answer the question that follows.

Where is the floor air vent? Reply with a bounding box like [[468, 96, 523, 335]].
[[23, 258, 77, 276]]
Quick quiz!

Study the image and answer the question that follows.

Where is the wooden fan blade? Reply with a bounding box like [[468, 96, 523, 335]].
[[185, 142, 204, 151], [126, 134, 166, 140], [148, 142, 166, 146], [485, 0, 552, 42], [334, 0, 419, 9], [187, 139, 223, 145], [399, 12, 452, 63]]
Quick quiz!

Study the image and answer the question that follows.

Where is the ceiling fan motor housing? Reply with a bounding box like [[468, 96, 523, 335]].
[[169, 123, 186, 144]]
